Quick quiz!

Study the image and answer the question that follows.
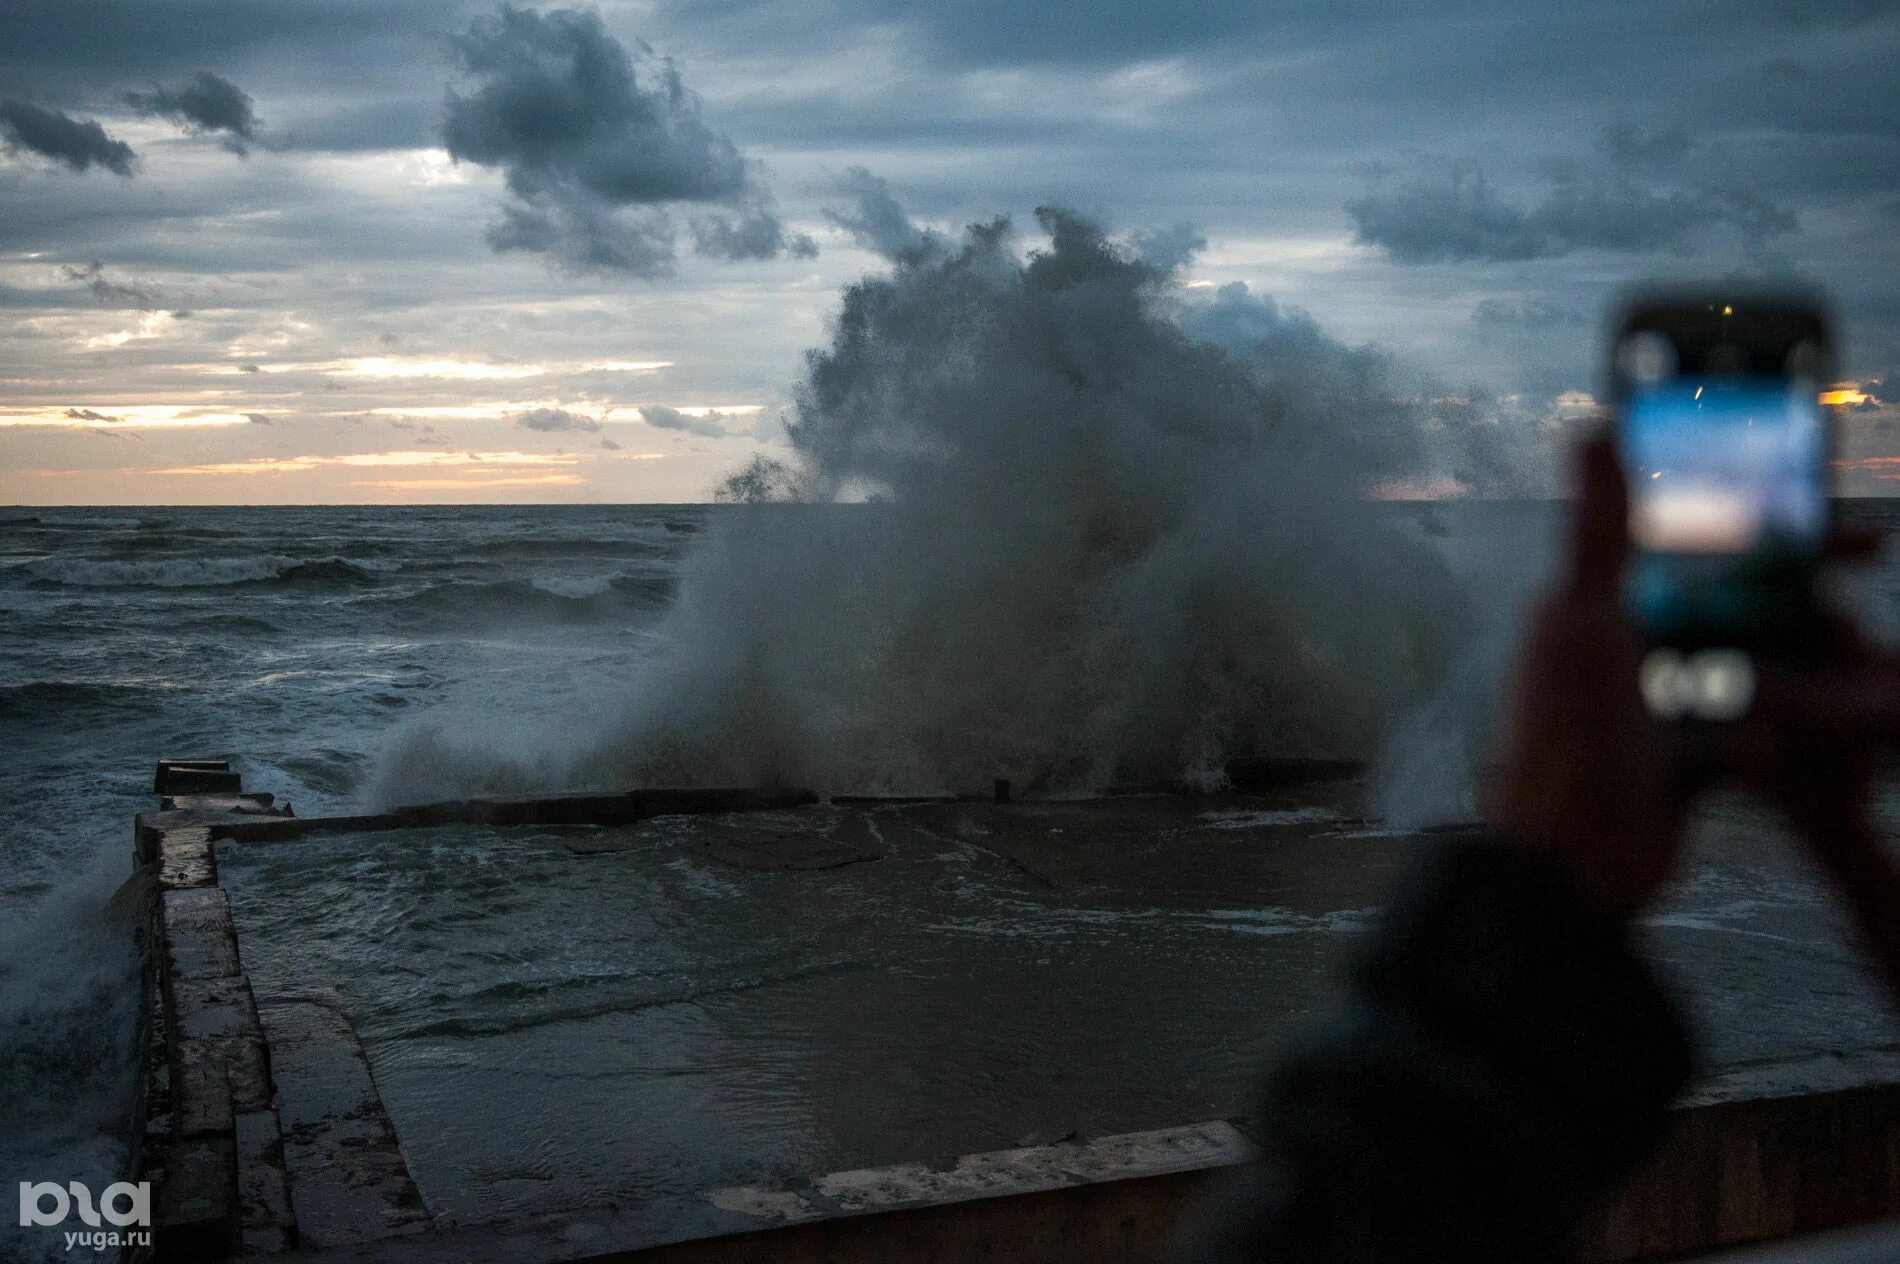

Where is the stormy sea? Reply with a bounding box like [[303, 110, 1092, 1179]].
[[6, 221, 1900, 1255], [3, 496, 1896, 1225], [0, 489, 1479, 1221], [0, 507, 682, 1201], [2, 212, 1541, 1248]]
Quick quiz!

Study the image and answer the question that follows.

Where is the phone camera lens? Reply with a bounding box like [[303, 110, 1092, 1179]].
[[1639, 648, 1755, 722]]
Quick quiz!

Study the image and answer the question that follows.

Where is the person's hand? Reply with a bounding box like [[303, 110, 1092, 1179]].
[[1725, 596, 1900, 1002], [1729, 611, 1887, 866], [1486, 431, 1695, 919]]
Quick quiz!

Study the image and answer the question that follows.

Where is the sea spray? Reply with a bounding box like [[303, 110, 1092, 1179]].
[[372, 204, 1520, 801], [0, 850, 145, 1264], [1370, 498, 1564, 828]]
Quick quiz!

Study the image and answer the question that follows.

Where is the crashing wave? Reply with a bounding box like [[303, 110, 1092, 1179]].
[[373, 205, 1521, 804]]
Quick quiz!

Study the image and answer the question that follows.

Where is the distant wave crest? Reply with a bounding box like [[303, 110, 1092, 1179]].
[[0, 680, 179, 723], [377, 573, 675, 626], [11, 554, 385, 589]]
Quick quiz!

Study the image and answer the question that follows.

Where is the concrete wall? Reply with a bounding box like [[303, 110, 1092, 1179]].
[[132, 764, 1900, 1263]]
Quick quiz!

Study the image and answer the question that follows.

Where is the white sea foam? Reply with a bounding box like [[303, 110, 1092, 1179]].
[[1198, 807, 1344, 830], [529, 574, 619, 599], [1371, 502, 1558, 829], [0, 849, 144, 1264]]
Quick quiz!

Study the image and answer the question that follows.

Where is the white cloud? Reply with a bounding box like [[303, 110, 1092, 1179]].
[[153, 448, 583, 474], [82, 311, 182, 349], [0, 405, 251, 427]]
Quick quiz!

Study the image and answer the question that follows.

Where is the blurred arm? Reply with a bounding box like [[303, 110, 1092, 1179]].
[[1183, 834, 1693, 1264], [1813, 823, 1900, 1006]]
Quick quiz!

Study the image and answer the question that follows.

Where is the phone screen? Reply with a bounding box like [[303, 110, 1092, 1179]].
[[1623, 379, 1825, 645]]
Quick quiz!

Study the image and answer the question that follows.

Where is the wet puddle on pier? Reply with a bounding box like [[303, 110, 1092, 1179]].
[[216, 790, 1897, 1227]]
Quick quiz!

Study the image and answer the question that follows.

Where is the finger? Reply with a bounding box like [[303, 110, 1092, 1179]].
[[1567, 428, 1630, 604], [1753, 657, 1900, 739], [1820, 605, 1874, 662], [1659, 721, 1728, 799]]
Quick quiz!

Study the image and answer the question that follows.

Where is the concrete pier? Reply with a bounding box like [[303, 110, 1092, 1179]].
[[129, 759, 1900, 1261]]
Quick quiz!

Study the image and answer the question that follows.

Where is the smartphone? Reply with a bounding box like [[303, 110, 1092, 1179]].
[[1607, 292, 1834, 720]]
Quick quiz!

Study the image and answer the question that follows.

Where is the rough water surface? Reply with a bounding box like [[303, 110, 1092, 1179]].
[[5, 500, 1900, 1259], [0, 503, 696, 1261]]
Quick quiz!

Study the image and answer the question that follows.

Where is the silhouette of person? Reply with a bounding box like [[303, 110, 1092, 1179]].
[[1184, 432, 1900, 1262]]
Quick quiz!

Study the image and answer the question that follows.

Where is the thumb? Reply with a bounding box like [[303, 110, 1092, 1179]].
[[1567, 427, 1631, 604]]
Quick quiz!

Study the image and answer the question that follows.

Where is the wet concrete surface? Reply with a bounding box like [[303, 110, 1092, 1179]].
[[214, 785, 1899, 1229]]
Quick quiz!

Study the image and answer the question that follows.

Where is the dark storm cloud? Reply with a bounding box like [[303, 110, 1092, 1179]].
[[0, 1, 462, 84], [702, 0, 1900, 125], [0, 2, 480, 160], [692, 201, 819, 262], [1, 0, 1897, 502], [486, 200, 678, 274], [121, 73, 261, 154], [824, 168, 940, 260], [442, 4, 811, 275], [641, 405, 729, 437], [1769, 0, 1893, 30], [1534, 179, 1766, 255], [442, 7, 749, 204], [1128, 223, 1207, 273], [1346, 165, 1547, 264], [0, 0, 484, 157], [665, 0, 1271, 67], [1470, 298, 1583, 329], [64, 407, 120, 422], [59, 261, 159, 309], [513, 406, 601, 432], [1596, 123, 1696, 171], [1348, 129, 1800, 264], [0, 100, 136, 175]]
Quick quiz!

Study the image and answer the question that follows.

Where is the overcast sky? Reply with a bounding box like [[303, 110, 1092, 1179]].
[[2, 0, 1896, 503]]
